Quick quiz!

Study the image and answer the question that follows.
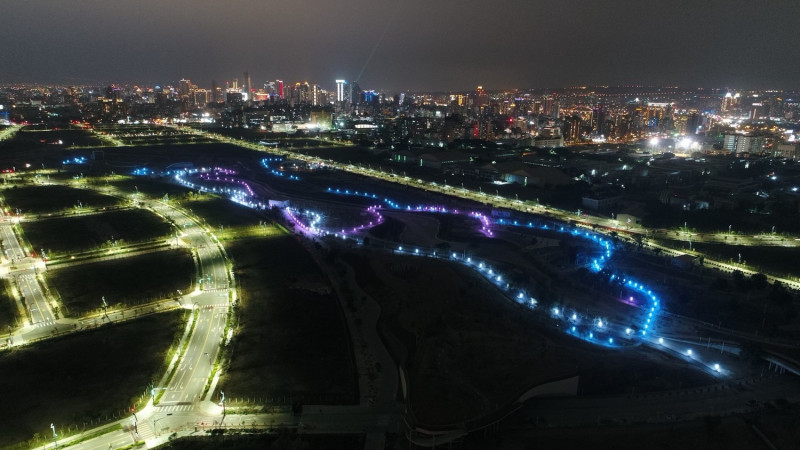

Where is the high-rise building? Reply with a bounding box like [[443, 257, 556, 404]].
[[685, 112, 701, 135], [349, 81, 361, 105], [721, 92, 740, 112], [563, 115, 582, 143], [276, 80, 284, 99], [178, 79, 191, 98], [644, 102, 673, 131], [723, 133, 764, 154], [311, 84, 325, 106], [474, 86, 489, 107], [591, 105, 607, 133], [336, 79, 346, 102]]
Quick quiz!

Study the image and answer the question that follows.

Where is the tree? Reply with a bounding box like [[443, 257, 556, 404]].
[[732, 270, 748, 290], [750, 273, 768, 290]]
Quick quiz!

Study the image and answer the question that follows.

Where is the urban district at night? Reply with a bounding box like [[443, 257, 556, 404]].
[[1, 1, 800, 449]]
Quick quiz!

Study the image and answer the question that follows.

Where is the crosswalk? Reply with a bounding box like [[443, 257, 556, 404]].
[[193, 304, 228, 311], [156, 403, 196, 413], [132, 419, 154, 441], [31, 318, 58, 328]]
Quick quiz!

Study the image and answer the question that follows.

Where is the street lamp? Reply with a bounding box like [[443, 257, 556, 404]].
[[50, 423, 58, 449], [220, 390, 226, 416]]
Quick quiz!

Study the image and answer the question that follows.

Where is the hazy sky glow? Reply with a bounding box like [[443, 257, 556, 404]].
[[1, 0, 799, 92]]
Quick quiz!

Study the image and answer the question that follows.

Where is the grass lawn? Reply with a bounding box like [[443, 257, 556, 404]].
[[220, 234, 356, 405], [47, 248, 194, 316], [0, 310, 185, 449], [1, 185, 120, 214], [22, 208, 172, 255], [177, 194, 264, 229], [683, 241, 800, 280], [109, 176, 193, 199], [0, 279, 18, 331]]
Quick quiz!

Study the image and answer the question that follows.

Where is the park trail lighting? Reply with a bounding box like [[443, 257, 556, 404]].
[[658, 337, 664, 344], [50, 423, 57, 449], [687, 349, 693, 356], [714, 363, 721, 372]]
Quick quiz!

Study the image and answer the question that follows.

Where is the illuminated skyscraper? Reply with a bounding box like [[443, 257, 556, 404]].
[[244, 71, 252, 105], [336, 79, 346, 102], [276, 80, 284, 99], [721, 92, 740, 112], [474, 86, 488, 107], [685, 112, 701, 135], [723, 133, 764, 154]]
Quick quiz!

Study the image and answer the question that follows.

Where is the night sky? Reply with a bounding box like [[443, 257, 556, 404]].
[[1, 0, 799, 92]]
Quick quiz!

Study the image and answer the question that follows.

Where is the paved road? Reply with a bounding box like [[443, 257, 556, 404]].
[[23, 134, 799, 448], [184, 126, 800, 256], [0, 207, 54, 327], [514, 373, 800, 427], [13, 183, 235, 450]]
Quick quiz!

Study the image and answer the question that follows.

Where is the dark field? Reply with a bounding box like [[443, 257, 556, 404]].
[[470, 415, 769, 450], [220, 234, 356, 404], [178, 194, 264, 229], [109, 176, 191, 199], [0, 126, 104, 151], [341, 249, 713, 425], [97, 125, 217, 146], [161, 433, 365, 450], [1, 185, 120, 214], [0, 310, 184, 449], [47, 248, 194, 316], [22, 208, 172, 255], [0, 279, 18, 330]]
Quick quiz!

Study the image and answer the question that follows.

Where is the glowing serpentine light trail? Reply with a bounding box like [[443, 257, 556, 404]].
[[162, 168, 725, 375]]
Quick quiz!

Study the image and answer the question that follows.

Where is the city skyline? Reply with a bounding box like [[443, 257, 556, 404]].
[[1, 0, 800, 92]]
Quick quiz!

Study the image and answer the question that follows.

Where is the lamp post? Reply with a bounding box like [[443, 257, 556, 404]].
[[50, 423, 57, 449], [131, 412, 138, 437], [150, 386, 167, 404], [220, 390, 226, 416], [153, 414, 173, 437]]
